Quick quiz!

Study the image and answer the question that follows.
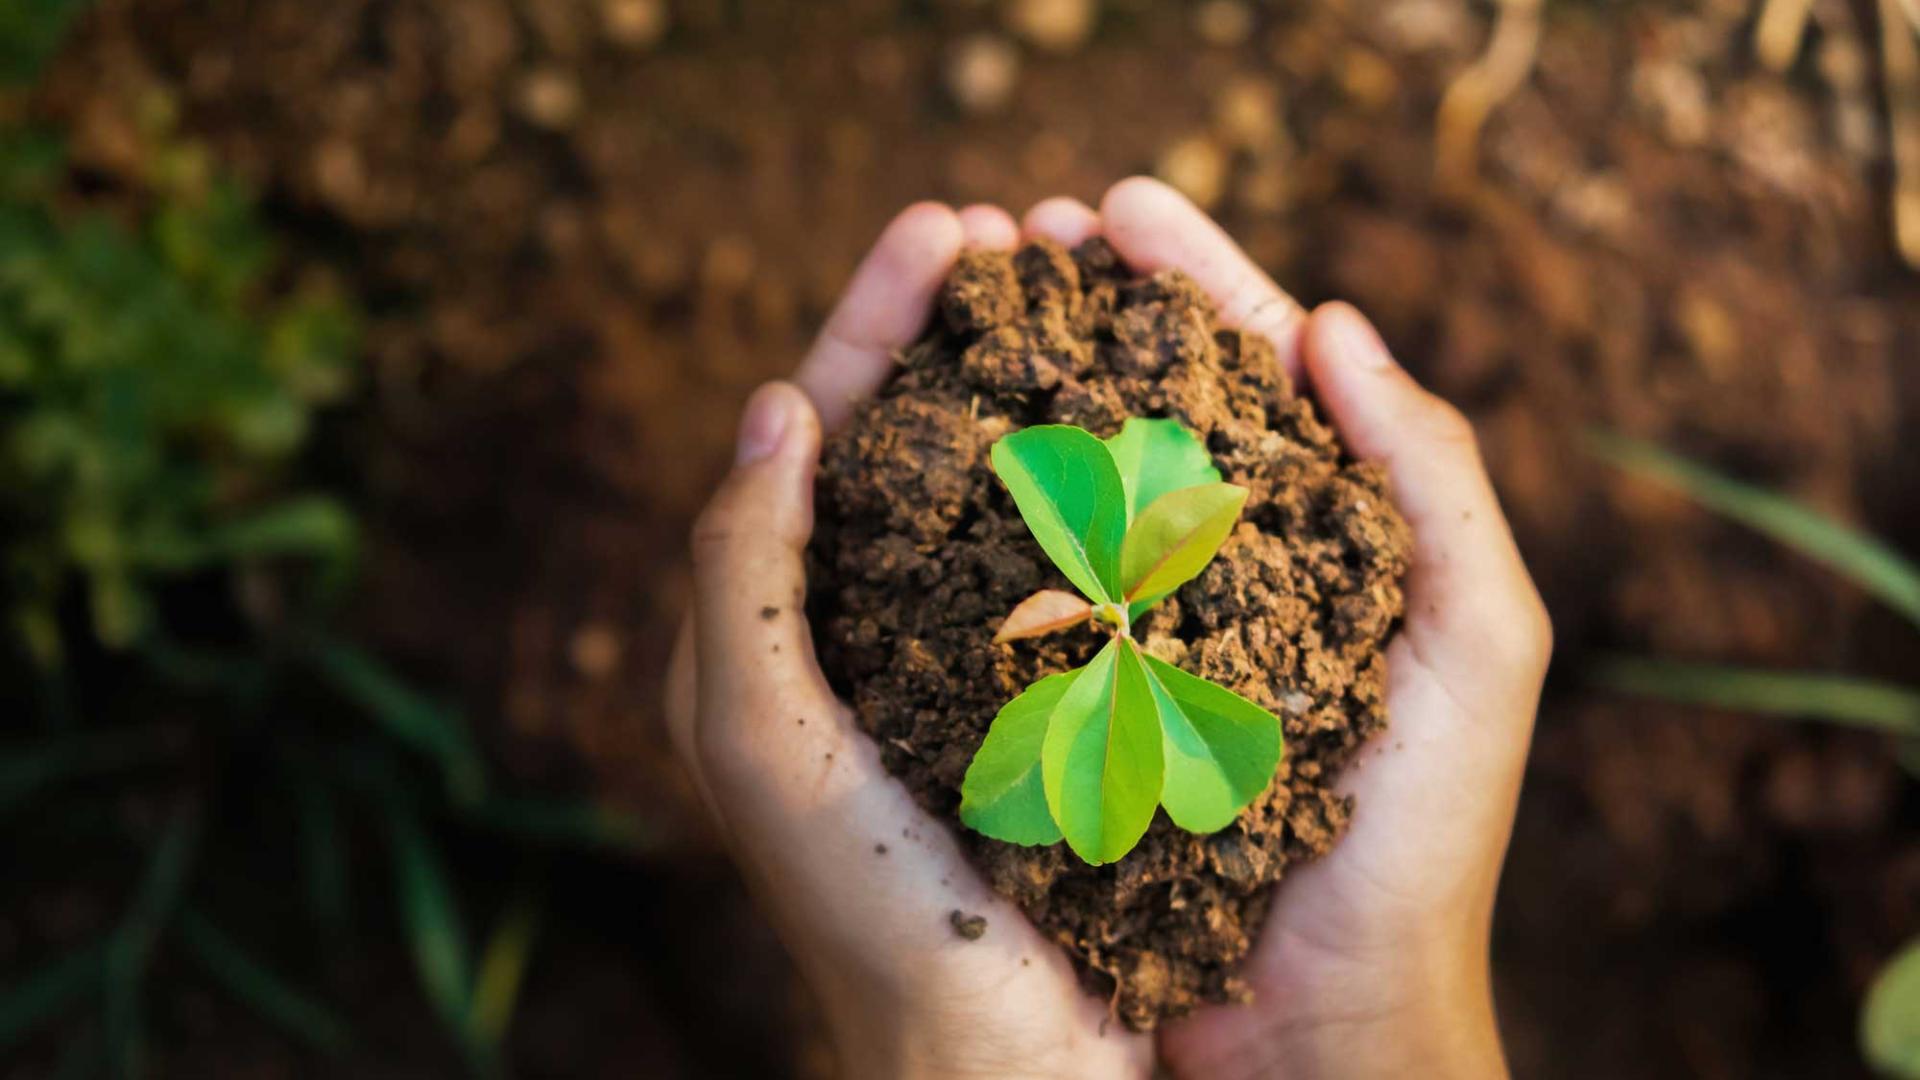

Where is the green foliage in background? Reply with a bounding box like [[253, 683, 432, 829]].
[[0, 131, 358, 666], [1585, 431, 1920, 1079], [960, 419, 1282, 865], [0, 10, 639, 1073]]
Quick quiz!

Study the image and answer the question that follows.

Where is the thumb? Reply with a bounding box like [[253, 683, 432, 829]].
[[685, 384, 1032, 974], [1303, 302, 1551, 701], [688, 381, 839, 761]]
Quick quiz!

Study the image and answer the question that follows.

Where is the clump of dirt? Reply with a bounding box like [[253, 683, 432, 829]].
[[809, 238, 1413, 1030]]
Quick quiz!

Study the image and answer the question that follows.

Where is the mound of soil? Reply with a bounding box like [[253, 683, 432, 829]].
[[809, 238, 1413, 1030]]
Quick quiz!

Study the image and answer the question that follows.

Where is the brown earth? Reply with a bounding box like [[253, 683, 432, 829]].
[[25, 0, 1920, 1075], [811, 239, 1411, 1029]]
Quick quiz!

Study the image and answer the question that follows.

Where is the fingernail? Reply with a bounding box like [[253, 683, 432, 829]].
[[1321, 304, 1395, 372], [735, 383, 794, 465]]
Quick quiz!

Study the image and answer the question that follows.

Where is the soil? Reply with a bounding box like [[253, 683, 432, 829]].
[[23, 0, 1920, 1075], [809, 239, 1410, 1030]]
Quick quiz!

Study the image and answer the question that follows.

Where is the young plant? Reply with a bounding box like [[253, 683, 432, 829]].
[[959, 418, 1283, 865]]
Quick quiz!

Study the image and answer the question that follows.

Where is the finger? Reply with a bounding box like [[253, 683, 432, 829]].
[[957, 203, 1020, 249], [687, 383, 1051, 963], [1020, 196, 1101, 246], [1098, 176, 1307, 376], [689, 381, 840, 739], [795, 202, 966, 431], [1302, 302, 1552, 702], [663, 617, 724, 826]]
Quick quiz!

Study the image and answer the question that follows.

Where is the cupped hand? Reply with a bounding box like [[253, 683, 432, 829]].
[[1062, 179, 1552, 1078], [664, 202, 1155, 1080], [668, 179, 1551, 1080]]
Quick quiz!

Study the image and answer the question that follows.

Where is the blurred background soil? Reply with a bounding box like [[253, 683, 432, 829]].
[[22, 0, 1920, 1075]]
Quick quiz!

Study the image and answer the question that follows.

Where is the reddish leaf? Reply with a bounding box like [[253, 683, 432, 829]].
[[993, 590, 1093, 643]]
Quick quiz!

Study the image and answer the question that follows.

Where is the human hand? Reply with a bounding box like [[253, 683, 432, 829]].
[[1023, 179, 1550, 1078], [664, 203, 1155, 1080]]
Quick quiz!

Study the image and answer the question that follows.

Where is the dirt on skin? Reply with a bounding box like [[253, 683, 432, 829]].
[[809, 238, 1412, 1030]]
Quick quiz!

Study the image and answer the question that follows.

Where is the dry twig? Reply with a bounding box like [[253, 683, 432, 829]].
[[1435, 0, 1544, 198]]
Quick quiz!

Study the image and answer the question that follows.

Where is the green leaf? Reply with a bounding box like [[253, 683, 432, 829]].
[[1105, 418, 1220, 519], [1585, 431, 1920, 629], [991, 426, 1129, 603], [139, 495, 356, 574], [0, 940, 106, 1049], [1590, 656, 1920, 736], [1119, 483, 1247, 605], [1042, 639, 1165, 864], [470, 889, 543, 1048], [178, 908, 352, 1055], [105, 809, 200, 1075], [387, 806, 474, 1041], [199, 495, 358, 597], [960, 671, 1077, 845], [309, 638, 487, 804], [0, 0, 88, 84], [1865, 936, 1920, 1078], [1142, 656, 1283, 832]]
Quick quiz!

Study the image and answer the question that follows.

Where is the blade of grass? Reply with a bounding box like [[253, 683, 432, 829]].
[[386, 802, 488, 1069], [178, 908, 352, 1055], [0, 940, 106, 1049], [309, 638, 486, 805], [1592, 656, 1920, 736], [104, 809, 200, 1075], [1585, 431, 1920, 629], [470, 888, 543, 1049], [199, 495, 358, 596]]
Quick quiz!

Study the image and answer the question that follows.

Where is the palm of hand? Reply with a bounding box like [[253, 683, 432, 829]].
[[671, 179, 1548, 1080]]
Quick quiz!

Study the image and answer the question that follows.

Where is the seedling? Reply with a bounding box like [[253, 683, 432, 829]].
[[959, 419, 1283, 865]]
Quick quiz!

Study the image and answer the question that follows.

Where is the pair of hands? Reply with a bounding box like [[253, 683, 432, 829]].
[[665, 177, 1552, 1079]]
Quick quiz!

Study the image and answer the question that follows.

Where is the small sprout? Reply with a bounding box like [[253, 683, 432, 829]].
[[960, 418, 1284, 865], [1089, 601, 1129, 635]]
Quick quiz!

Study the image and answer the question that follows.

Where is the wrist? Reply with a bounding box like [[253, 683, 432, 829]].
[[825, 986, 1149, 1080], [1252, 977, 1506, 1079], [1168, 932, 1506, 1080]]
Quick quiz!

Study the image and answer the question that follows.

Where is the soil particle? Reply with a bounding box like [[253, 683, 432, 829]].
[[811, 239, 1411, 1031], [950, 910, 989, 940]]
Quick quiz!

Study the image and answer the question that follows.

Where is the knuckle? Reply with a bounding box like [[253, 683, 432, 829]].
[[1419, 396, 1481, 456], [687, 498, 743, 567], [1532, 598, 1556, 669], [1495, 589, 1555, 678]]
